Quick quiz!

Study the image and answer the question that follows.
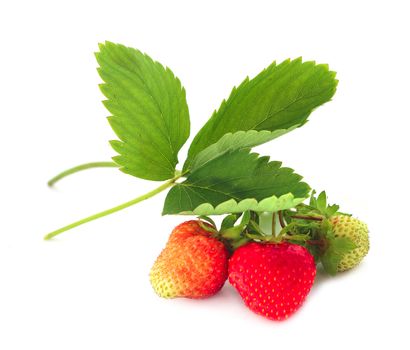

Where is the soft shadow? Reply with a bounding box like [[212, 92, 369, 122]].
[[309, 263, 367, 297]]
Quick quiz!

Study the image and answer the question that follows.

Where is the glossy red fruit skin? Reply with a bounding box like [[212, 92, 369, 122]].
[[228, 242, 316, 321]]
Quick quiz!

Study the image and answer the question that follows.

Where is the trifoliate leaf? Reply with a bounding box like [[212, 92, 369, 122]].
[[96, 41, 190, 181], [189, 128, 298, 173], [163, 149, 310, 215], [184, 58, 337, 170]]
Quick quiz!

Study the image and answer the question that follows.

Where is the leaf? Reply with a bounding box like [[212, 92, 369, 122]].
[[96, 41, 190, 181], [321, 236, 357, 275], [178, 194, 306, 216], [163, 149, 310, 215], [184, 58, 337, 170], [189, 128, 298, 172]]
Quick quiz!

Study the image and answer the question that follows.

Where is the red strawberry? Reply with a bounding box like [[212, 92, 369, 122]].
[[150, 220, 229, 298], [229, 242, 316, 320], [166, 220, 213, 245]]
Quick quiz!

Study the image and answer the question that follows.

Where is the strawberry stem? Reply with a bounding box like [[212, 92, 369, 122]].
[[307, 239, 326, 246], [278, 211, 286, 228], [44, 175, 181, 240], [271, 213, 276, 236], [290, 215, 323, 221], [48, 161, 119, 187]]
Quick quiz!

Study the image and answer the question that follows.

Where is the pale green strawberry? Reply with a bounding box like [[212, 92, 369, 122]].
[[330, 215, 369, 271]]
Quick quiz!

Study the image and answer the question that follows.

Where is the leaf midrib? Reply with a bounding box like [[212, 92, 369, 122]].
[[178, 183, 241, 201], [107, 50, 178, 162], [251, 90, 330, 130]]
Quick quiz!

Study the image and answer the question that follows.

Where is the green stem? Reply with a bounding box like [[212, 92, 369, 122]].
[[48, 162, 119, 187], [44, 176, 179, 240], [271, 212, 276, 236]]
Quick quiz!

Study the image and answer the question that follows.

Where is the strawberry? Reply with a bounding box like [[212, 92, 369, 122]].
[[150, 220, 229, 298], [229, 242, 316, 321], [330, 215, 369, 272]]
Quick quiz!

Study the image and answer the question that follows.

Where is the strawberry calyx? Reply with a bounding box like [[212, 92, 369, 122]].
[[197, 190, 361, 275], [198, 211, 313, 254], [280, 191, 359, 275]]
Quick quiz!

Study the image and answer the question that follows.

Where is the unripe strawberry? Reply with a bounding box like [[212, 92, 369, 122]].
[[229, 242, 316, 321], [330, 215, 369, 271], [150, 220, 229, 298]]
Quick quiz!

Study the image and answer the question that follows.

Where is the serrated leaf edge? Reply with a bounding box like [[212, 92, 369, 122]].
[[168, 192, 308, 216], [189, 127, 300, 172]]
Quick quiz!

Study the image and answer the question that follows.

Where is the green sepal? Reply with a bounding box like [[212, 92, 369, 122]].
[[300, 190, 344, 218], [316, 191, 327, 213], [219, 211, 252, 252], [197, 215, 217, 229], [220, 214, 241, 231], [321, 236, 357, 275]]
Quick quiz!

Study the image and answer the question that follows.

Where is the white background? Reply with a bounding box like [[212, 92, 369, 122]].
[[0, 0, 409, 348]]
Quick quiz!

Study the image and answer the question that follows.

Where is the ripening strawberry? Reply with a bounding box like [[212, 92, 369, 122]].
[[330, 215, 369, 272], [229, 242, 316, 321], [150, 220, 229, 298]]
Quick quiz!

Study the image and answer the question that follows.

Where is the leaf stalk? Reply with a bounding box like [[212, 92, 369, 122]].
[[48, 162, 119, 187], [44, 175, 180, 240]]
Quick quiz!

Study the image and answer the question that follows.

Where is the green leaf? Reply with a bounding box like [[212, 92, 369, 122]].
[[163, 149, 310, 215], [189, 128, 298, 172], [184, 58, 337, 170], [181, 194, 306, 216], [96, 41, 190, 181], [321, 236, 357, 275]]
